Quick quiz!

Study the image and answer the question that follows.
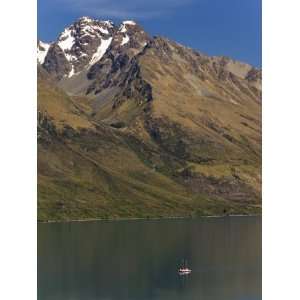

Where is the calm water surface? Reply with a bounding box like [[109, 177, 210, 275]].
[[38, 216, 261, 300]]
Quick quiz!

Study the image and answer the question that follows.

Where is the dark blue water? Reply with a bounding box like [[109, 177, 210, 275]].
[[38, 216, 261, 300]]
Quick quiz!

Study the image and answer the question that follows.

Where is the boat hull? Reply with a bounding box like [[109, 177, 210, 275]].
[[178, 269, 192, 275]]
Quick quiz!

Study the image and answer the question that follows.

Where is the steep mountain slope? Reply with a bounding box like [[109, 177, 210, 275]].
[[37, 17, 261, 221]]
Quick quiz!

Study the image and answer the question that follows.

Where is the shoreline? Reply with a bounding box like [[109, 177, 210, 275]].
[[38, 214, 261, 224]]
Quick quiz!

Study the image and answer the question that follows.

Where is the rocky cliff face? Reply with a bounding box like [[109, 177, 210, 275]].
[[37, 17, 261, 221]]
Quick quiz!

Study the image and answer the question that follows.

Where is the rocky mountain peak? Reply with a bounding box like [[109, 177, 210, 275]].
[[76, 16, 114, 26], [41, 17, 115, 79], [39, 17, 151, 80]]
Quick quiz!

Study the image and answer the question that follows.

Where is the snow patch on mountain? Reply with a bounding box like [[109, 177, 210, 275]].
[[119, 20, 136, 33], [102, 20, 114, 27], [81, 24, 109, 37], [67, 53, 77, 62], [68, 65, 75, 78], [123, 20, 136, 25], [99, 27, 109, 34], [121, 35, 130, 46], [120, 24, 127, 33], [89, 37, 112, 66], [58, 28, 75, 52], [79, 16, 94, 22], [37, 41, 50, 64]]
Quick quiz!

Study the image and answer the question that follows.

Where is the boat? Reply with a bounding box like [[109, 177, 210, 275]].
[[178, 259, 192, 275]]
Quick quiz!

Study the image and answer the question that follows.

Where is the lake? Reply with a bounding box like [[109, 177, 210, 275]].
[[38, 216, 261, 300]]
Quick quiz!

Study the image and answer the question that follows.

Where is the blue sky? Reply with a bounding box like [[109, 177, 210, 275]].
[[38, 0, 261, 67]]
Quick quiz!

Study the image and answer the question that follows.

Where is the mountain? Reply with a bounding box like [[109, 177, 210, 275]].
[[37, 17, 261, 221]]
